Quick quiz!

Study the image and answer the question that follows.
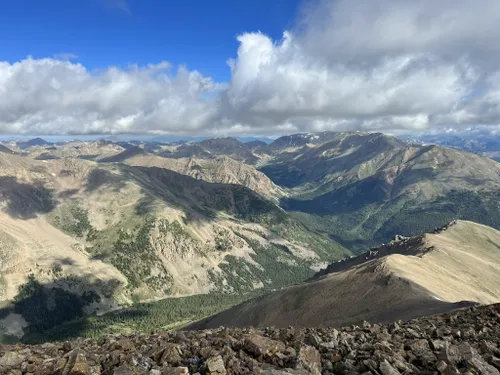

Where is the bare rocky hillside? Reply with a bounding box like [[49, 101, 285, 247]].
[[124, 154, 286, 202]]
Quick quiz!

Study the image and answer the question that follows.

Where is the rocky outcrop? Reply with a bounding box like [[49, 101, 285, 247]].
[[1, 304, 499, 375]]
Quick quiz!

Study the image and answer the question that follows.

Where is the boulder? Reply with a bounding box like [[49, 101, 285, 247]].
[[295, 346, 321, 375], [245, 335, 286, 357], [205, 355, 226, 375]]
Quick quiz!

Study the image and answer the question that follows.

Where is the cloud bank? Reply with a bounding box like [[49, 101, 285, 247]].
[[1, 0, 500, 135]]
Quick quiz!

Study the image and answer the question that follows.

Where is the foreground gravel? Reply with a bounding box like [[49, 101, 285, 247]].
[[1, 304, 499, 375]]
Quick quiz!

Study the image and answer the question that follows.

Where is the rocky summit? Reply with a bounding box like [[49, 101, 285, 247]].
[[1, 304, 500, 375]]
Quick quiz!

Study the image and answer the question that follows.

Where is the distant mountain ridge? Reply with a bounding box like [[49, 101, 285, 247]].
[[402, 133, 500, 163], [257, 132, 500, 250]]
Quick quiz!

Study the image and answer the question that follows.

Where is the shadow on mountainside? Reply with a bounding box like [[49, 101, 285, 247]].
[[85, 168, 127, 193], [0, 272, 128, 344], [119, 165, 286, 226], [0, 176, 56, 219], [98, 146, 145, 163]]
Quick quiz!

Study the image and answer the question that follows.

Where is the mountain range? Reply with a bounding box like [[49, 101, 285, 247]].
[[1, 131, 500, 343], [403, 133, 500, 163]]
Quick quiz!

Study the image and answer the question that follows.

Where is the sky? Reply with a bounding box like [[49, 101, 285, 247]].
[[1, 0, 500, 137]]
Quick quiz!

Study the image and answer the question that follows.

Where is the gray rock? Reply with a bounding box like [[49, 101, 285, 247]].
[[491, 357, 500, 371], [295, 346, 321, 375], [112, 365, 139, 375], [379, 359, 401, 375]]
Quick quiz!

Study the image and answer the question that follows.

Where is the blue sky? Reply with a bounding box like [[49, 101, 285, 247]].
[[0, 0, 301, 82], [0, 0, 499, 136]]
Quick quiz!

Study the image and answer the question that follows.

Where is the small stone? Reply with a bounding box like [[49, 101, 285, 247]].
[[41, 343, 59, 357], [409, 339, 432, 357], [468, 357, 500, 375], [34, 361, 56, 375], [63, 349, 91, 375], [379, 360, 401, 375], [408, 339, 437, 365], [307, 333, 322, 347], [436, 360, 448, 373], [174, 367, 189, 375], [481, 342, 500, 357], [54, 357, 68, 374], [27, 363, 37, 373], [130, 355, 153, 372], [114, 339, 136, 352], [159, 344, 183, 366], [441, 365, 460, 375], [206, 355, 226, 375], [330, 352, 342, 363], [256, 369, 309, 375], [393, 359, 409, 372], [491, 357, 500, 371], [431, 340, 446, 351], [112, 365, 139, 375], [331, 328, 339, 342], [284, 347, 296, 357]]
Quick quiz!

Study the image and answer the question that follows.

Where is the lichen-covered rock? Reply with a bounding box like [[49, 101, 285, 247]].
[[244, 334, 285, 357]]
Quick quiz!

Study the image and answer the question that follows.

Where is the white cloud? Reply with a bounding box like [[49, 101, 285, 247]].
[[0, 58, 219, 134], [1, 0, 500, 135]]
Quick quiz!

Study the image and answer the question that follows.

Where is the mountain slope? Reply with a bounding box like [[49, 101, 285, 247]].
[[258, 132, 500, 250], [124, 154, 286, 201], [188, 220, 500, 329], [0, 150, 348, 339], [0, 144, 16, 155]]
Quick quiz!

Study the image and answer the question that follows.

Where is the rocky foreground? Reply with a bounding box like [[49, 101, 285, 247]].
[[1, 304, 500, 375]]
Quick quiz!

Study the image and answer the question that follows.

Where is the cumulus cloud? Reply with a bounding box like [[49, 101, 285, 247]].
[[0, 59, 219, 134], [1, 0, 500, 135]]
